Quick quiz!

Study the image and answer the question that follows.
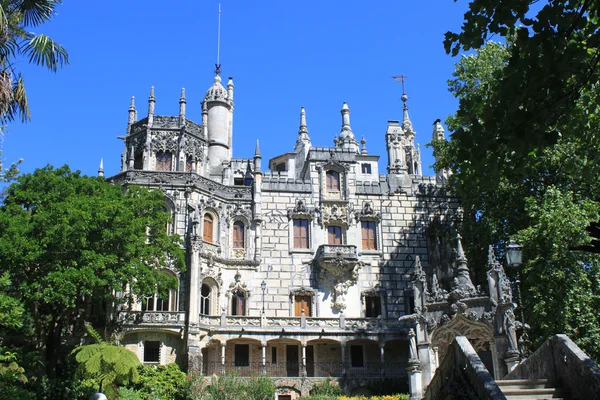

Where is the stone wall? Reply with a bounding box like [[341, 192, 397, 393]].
[[424, 336, 506, 400], [505, 334, 600, 399]]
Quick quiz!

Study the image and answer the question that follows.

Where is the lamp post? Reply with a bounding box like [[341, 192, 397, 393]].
[[261, 280, 266, 315], [506, 240, 525, 354]]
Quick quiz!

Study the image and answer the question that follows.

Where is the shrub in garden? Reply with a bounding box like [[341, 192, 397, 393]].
[[309, 377, 343, 397]]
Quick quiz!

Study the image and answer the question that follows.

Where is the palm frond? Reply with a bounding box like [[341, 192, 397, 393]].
[[18, 0, 60, 27], [22, 33, 68, 71]]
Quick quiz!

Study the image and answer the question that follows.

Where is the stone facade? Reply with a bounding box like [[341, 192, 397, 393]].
[[109, 70, 516, 396]]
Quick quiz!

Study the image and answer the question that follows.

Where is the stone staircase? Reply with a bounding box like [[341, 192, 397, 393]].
[[496, 379, 565, 400]]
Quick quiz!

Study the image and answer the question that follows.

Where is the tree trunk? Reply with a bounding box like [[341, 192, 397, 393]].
[[45, 316, 63, 379]]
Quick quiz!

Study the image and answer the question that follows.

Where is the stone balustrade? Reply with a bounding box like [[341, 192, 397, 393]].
[[118, 312, 412, 332]]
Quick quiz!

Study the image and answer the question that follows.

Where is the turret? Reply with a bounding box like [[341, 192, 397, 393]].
[[98, 158, 104, 177], [204, 74, 233, 172], [336, 102, 359, 152]]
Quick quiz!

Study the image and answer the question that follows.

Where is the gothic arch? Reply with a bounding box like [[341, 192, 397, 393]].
[[431, 314, 494, 365]]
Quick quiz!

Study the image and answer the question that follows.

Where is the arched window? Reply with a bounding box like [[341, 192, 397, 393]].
[[203, 214, 214, 243], [326, 170, 340, 191], [200, 283, 212, 315], [233, 221, 245, 249], [231, 290, 246, 316], [141, 271, 178, 312], [156, 151, 172, 171]]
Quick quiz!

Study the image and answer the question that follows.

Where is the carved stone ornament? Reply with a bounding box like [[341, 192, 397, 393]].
[[354, 201, 381, 222], [287, 199, 321, 220], [226, 203, 252, 224], [228, 269, 250, 298], [431, 314, 494, 366], [127, 132, 147, 155], [201, 259, 223, 288], [318, 256, 363, 312], [427, 274, 448, 303], [150, 131, 179, 153], [181, 135, 205, 161], [320, 203, 353, 227]]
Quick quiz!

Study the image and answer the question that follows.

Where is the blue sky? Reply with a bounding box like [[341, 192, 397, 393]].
[[2, 1, 469, 177]]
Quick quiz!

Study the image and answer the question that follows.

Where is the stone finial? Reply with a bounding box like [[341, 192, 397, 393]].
[[453, 234, 477, 296], [299, 107, 308, 134], [227, 77, 234, 101], [127, 96, 136, 131], [341, 102, 351, 127], [147, 86, 155, 126], [433, 119, 445, 141], [360, 136, 367, 154], [254, 140, 261, 157], [179, 88, 186, 126], [401, 93, 413, 133], [98, 158, 104, 177]]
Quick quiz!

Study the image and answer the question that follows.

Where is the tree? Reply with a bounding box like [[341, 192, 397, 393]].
[[444, 1, 600, 173], [0, 0, 68, 124], [72, 324, 140, 393], [432, 38, 600, 359], [0, 165, 185, 377]]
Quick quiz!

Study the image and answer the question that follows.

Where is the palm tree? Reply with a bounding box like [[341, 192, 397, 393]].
[[0, 0, 68, 124]]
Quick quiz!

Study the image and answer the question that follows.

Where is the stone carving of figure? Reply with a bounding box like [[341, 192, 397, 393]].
[[409, 328, 419, 361], [504, 309, 519, 352]]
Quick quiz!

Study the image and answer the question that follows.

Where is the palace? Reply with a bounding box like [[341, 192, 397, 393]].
[[109, 69, 519, 399]]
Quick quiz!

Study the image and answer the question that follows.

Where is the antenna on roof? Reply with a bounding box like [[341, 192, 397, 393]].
[[215, 3, 222, 75]]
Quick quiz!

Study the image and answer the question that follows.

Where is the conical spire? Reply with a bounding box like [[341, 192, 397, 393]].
[[337, 102, 359, 152], [452, 234, 477, 295], [98, 158, 104, 177], [295, 107, 311, 152], [127, 96, 136, 132], [254, 140, 261, 157]]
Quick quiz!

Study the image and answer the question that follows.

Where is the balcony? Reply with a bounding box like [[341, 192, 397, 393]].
[[118, 311, 186, 327], [314, 244, 359, 264], [204, 362, 407, 379], [118, 312, 411, 333], [314, 245, 361, 312]]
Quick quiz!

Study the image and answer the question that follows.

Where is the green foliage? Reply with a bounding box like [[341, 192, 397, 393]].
[[132, 364, 188, 400], [310, 377, 343, 397], [0, 0, 68, 124], [184, 373, 276, 400], [433, 35, 600, 359], [0, 165, 184, 376]]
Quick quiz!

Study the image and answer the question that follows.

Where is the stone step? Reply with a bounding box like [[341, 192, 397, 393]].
[[496, 379, 564, 399]]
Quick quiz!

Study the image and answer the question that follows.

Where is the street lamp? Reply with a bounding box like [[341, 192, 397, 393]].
[[261, 280, 266, 314], [506, 240, 523, 267], [506, 239, 526, 355]]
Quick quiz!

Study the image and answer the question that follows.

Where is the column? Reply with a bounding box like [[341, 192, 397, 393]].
[[301, 343, 307, 378], [340, 342, 346, 376], [406, 329, 423, 400], [379, 342, 385, 377], [221, 342, 226, 374], [261, 342, 267, 375], [188, 240, 200, 324]]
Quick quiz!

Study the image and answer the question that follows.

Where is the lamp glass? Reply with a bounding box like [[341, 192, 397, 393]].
[[506, 240, 523, 267]]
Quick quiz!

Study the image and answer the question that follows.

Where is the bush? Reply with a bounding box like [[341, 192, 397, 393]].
[[185, 373, 276, 400], [310, 378, 343, 397], [133, 364, 188, 400]]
